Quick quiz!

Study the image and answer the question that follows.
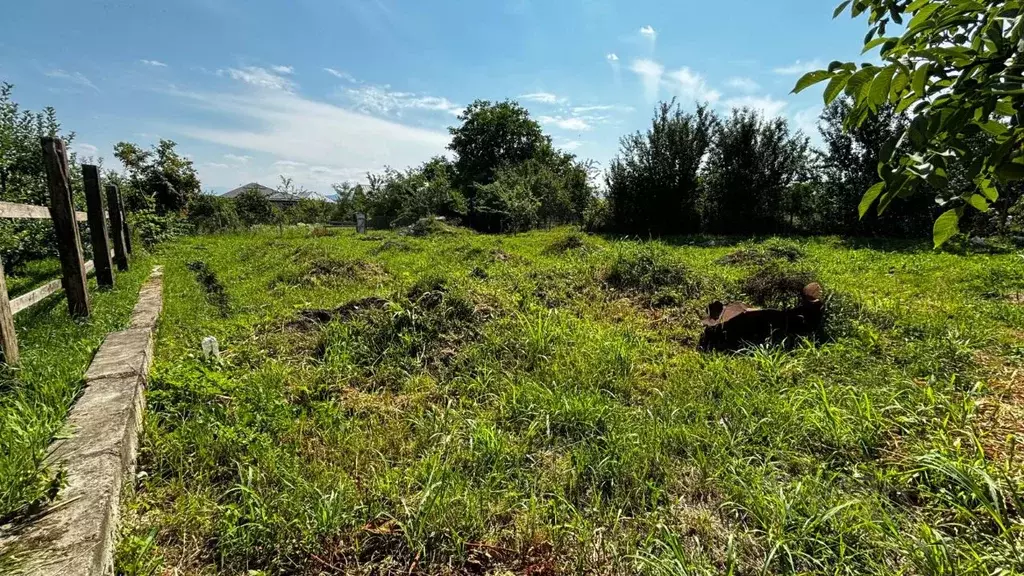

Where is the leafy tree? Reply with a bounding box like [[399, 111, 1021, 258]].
[[702, 108, 810, 235], [606, 101, 716, 235], [288, 198, 333, 225], [234, 185, 276, 227], [0, 82, 80, 268], [330, 181, 367, 223], [448, 100, 548, 195], [114, 139, 201, 214], [0, 82, 71, 205], [793, 0, 1024, 246], [815, 98, 934, 236], [187, 194, 241, 233], [363, 158, 467, 229], [473, 169, 542, 232]]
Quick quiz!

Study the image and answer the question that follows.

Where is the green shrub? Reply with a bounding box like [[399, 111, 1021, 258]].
[[129, 210, 190, 248], [187, 194, 240, 233], [605, 243, 701, 297], [233, 187, 277, 227]]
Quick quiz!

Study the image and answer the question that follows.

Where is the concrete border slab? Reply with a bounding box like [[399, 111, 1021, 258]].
[[0, 266, 163, 576]]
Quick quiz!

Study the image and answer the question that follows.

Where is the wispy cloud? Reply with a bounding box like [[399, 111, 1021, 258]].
[[667, 67, 720, 104], [140, 59, 168, 68], [223, 153, 251, 164], [519, 92, 566, 105], [571, 104, 634, 114], [726, 77, 759, 93], [219, 66, 295, 91], [630, 59, 664, 102], [557, 140, 583, 151], [538, 115, 592, 131], [271, 65, 294, 75], [723, 95, 788, 118], [344, 84, 462, 116], [73, 143, 99, 158], [639, 25, 656, 39], [793, 106, 821, 137], [45, 69, 99, 92], [773, 59, 824, 75], [607, 53, 622, 84], [167, 87, 451, 191], [324, 68, 357, 82]]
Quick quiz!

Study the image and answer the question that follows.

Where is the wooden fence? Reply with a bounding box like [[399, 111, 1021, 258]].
[[0, 138, 132, 366]]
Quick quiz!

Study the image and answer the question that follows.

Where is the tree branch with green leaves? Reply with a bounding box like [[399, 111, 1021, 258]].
[[793, 0, 1023, 246]]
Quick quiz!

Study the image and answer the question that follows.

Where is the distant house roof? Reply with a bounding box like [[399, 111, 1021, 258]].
[[222, 183, 333, 203]]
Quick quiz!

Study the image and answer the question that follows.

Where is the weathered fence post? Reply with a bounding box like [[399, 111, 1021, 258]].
[[41, 137, 91, 318], [82, 165, 114, 288], [106, 184, 129, 271], [0, 256, 18, 365]]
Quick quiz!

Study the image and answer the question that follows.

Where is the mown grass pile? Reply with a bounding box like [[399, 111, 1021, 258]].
[[118, 228, 1024, 575]]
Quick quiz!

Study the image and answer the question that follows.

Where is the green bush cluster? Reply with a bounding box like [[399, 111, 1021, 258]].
[[602, 98, 1022, 240]]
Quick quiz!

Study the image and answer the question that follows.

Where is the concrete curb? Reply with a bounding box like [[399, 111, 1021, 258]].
[[1, 266, 163, 576]]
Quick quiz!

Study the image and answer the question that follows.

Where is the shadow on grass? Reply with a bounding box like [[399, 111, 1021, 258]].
[[4, 258, 62, 298], [592, 231, 938, 254]]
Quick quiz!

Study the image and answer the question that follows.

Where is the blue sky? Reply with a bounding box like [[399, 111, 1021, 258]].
[[0, 0, 868, 194]]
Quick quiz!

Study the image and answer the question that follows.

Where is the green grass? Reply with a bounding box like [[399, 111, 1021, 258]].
[[3, 258, 62, 298], [118, 227, 1024, 575], [0, 255, 154, 523]]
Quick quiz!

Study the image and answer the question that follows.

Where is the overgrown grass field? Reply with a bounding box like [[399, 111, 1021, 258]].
[[119, 226, 1023, 575]]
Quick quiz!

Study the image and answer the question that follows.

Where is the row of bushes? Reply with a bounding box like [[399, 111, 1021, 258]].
[[333, 96, 1021, 240], [599, 99, 1023, 238]]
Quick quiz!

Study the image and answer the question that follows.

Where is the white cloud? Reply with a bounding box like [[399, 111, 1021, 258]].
[[607, 53, 622, 84], [271, 65, 294, 74], [344, 85, 462, 116], [773, 59, 824, 75], [667, 67, 721, 104], [45, 69, 99, 92], [219, 66, 295, 91], [223, 153, 251, 164], [639, 25, 656, 39], [793, 106, 821, 137], [203, 162, 230, 169], [324, 68, 357, 82], [168, 87, 450, 191], [630, 59, 664, 102], [539, 115, 592, 131], [519, 92, 566, 104], [557, 140, 583, 151], [140, 59, 168, 68], [726, 77, 759, 93], [73, 143, 99, 158], [723, 95, 788, 118], [571, 104, 634, 114]]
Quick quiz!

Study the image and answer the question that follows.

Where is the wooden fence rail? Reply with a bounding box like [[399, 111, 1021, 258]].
[[0, 138, 133, 365], [0, 200, 88, 222]]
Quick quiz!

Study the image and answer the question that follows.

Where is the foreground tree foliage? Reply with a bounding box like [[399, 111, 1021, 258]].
[[814, 99, 935, 237], [794, 0, 1024, 246]]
